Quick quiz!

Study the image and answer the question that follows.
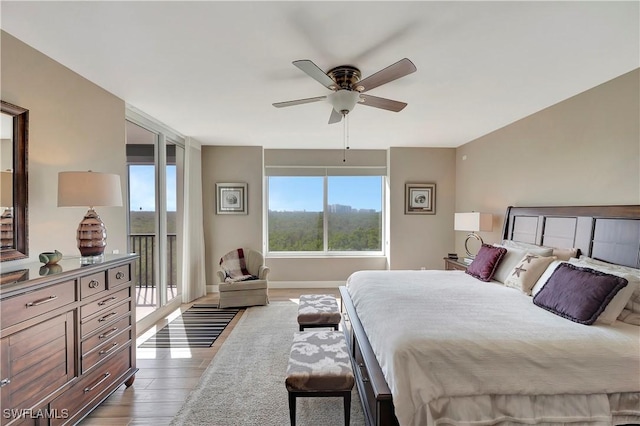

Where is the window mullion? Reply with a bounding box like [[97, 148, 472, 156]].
[[323, 175, 328, 252]]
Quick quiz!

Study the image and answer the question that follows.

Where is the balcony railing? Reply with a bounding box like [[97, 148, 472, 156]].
[[129, 233, 178, 293]]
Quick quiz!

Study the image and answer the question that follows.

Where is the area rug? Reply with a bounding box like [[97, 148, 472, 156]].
[[139, 304, 240, 348], [170, 301, 365, 425]]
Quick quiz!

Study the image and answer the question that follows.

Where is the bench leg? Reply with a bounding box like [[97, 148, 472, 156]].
[[344, 391, 351, 426], [288, 391, 296, 426]]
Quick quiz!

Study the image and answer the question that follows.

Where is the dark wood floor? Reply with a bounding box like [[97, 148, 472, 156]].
[[80, 288, 340, 425]]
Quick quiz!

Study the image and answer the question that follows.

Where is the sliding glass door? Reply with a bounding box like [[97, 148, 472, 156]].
[[126, 119, 184, 320]]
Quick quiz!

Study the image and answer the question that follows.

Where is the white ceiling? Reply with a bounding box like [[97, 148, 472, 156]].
[[1, 1, 638, 150]]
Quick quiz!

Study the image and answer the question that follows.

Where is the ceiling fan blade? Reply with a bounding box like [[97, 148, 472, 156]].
[[356, 58, 417, 93], [359, 94, 407, 112], [328, 108, 343, 124], [272, 96, 327, 108], [293, 60, 337, 89]]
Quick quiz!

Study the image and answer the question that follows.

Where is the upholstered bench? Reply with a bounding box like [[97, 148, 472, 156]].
[[285, 330, 355, 426], [297, 294, 341, 331]]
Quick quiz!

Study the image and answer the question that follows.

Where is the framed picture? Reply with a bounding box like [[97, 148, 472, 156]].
[[216, 182, 247, 214], [405, 183, 436, 215]]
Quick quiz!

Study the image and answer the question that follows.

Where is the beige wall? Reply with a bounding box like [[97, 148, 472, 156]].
[[201, 146, 264, 286], [1, 31, 127, 264], [455, 68, 640, 254], [389, 147, 457, 270]]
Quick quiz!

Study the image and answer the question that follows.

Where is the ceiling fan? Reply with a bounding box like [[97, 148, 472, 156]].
[[273, 58, 417, 124]]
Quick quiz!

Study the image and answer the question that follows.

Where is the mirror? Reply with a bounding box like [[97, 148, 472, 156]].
[[1, 101, 28, 262]]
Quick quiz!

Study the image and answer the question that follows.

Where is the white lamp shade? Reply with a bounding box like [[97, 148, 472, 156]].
[[58, 171, 123, 207], [0, 171, 12, 207], [454, 212, 493, 232]]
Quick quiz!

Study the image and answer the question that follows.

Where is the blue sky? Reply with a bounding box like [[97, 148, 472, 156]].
[[129, 165, 176, 211], [129, 170, 382, 212], [268, 176, 382, 212]]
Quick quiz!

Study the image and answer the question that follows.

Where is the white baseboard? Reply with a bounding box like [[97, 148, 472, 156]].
[[269, 281, 345, 289], [206, 281, 344, 293]]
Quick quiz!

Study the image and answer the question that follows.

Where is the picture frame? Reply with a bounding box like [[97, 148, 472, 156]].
[[216, 182, 247, 214], [405, 183, 436, 215]]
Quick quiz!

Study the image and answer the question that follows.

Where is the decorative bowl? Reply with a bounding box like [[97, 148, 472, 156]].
[[39, 250, 63, 265]]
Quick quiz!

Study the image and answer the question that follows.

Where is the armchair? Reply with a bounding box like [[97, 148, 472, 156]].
[[217, 248, 270, 308]]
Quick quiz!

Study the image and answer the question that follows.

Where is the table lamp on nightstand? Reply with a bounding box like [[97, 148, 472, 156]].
[[454, 212, 493, 260], [58, 171, 123, 263]]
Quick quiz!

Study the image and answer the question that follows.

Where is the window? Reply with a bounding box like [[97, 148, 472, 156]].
[[267, 174, 383, 253]]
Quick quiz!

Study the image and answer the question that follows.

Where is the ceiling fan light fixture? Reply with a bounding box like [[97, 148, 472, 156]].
[[328, 90, 361, 114]]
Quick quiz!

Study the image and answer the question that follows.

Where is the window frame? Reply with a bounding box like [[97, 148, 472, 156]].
[[265, 172, 386, 257]]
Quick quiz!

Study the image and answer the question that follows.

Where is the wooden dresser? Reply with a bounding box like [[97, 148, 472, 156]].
[[0, 254, 137, 425]]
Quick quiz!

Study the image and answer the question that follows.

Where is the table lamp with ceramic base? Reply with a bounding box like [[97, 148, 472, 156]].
[[57, 171, 123, 264]]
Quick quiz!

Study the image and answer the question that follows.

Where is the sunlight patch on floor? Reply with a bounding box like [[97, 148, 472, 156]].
[[135, 306, 193, 359]]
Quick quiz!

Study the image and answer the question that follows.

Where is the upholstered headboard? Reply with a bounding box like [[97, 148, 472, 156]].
[[502, 205, 640, 268]]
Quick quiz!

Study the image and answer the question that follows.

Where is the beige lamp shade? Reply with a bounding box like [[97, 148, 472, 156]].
[[0, 171, 12, 208], [57, 171, 122, 258], [454, 212, 493, 232], [58, 171, 123, 207]]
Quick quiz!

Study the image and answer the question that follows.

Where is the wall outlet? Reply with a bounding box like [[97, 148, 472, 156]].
[[112, 249, 119, 254]]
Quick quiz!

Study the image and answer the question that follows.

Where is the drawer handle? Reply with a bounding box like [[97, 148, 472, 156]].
[[98, 296, 117, 306], [25, 295, 57, 307], [99, 342, 119, 355], [99, 327, 119, 339], [98, 312, 117, 322], [83, 372, 111, 393], [115, 271, 125, 280], [0, 378, 10, 387], [358, 363, 370, 383], [88, 280, 101, 289]]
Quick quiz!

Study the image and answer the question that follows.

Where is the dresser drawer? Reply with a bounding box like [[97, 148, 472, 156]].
[[108, 264, 131, 290], [0, 312, 75, 425], [81, 328, 131, 374], [81, 315, 131, 356], [0, 281, 76, 329], [49, 348, 132, 426], [80, 271, 107, 300], [80, 287, 130, 320], [81, 300, 130, 338]]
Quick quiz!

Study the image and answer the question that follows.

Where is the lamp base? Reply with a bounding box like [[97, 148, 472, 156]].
[[464, 232, 484, 258], [77, 208, 107, 258]]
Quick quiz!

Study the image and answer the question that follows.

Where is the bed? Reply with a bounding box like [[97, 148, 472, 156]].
[[340, 205, 640, 426]]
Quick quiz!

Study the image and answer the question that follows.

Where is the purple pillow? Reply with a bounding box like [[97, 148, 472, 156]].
[[465, 244, 507, 282], [533, 263, 628, 325]]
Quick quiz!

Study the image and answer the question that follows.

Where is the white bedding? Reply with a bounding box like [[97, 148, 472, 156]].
[[346, 270, 640, 426]]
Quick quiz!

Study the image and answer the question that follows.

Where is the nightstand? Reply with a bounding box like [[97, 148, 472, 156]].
[[444, 257, 469, 271]]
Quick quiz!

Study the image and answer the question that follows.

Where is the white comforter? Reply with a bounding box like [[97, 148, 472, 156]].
[[347, 270, 640, 426]]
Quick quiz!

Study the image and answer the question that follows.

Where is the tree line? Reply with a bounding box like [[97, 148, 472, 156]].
[[268, 210, 381, 251]]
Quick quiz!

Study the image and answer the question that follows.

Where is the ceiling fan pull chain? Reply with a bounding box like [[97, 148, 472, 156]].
[[343, 114, 347, 162], [346, 113, 350, 151]]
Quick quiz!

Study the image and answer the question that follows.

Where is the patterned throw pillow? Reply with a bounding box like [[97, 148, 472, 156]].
[[504, 253, 557, 295]]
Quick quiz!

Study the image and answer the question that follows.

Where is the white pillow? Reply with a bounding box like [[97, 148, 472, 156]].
[[501, 240, 554, 255], [568, 258, 639, 325], [491, 246, 527, 284]]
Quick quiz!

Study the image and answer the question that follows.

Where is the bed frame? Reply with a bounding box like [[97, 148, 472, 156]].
[[340, 205, 640, 426]]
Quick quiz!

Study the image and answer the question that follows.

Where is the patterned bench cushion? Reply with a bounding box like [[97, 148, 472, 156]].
[[297, 294, 342, 326], [285, 330, 354, 392]]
